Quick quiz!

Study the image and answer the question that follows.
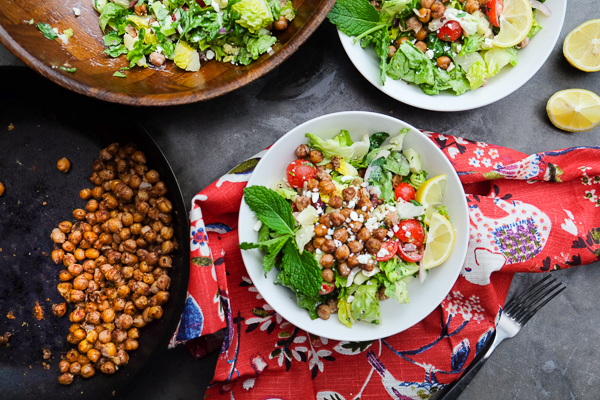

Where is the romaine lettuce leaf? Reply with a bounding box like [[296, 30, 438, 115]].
[[305, 132, 370, 160], [483, 46, 518, 77], [232, 0, 274, 33], [351, 283, 380, 324]]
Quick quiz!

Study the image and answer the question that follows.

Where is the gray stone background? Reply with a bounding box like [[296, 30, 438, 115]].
[[2, 2, 600, 399]]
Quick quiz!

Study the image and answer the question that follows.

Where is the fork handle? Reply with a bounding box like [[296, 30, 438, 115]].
[[432, 331, 497, 400]]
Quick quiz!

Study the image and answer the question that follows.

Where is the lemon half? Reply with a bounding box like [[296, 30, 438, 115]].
[[563, 19, 600, 72], [547, 89, 600, 132]]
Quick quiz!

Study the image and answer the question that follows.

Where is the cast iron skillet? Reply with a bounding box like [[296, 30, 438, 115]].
[[0, 67, 190, 399]]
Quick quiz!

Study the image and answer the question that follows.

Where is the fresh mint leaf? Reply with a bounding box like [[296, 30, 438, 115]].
[[113, 71, 127, 77], [243, 186, 295, 236], [327, 0, 383, 37], [37, 23, 58, 40], [368, 132, 390, 152], [281, 241, 321, 296], [59, 66, 76, 73], [240, 235, 290, 274]]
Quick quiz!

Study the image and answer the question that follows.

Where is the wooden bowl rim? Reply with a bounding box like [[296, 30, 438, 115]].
[[0, 0, 335, 107]]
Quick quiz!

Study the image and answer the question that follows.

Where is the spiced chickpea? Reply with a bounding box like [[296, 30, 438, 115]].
[[125, 339, 138, 351], [337, 262, 351, 276], [361, 258, 376, 272], [73, 209, 86, 220], [465, 0, 479, 13], [319, 214, 331, 228], [58, 373, 74, 385], [81, 364, 95, 379], [314, 224, 328, 237], [328, 195, 343, 209], [348, 221, 363, 233], [294, 196, 311, 212], [329, 211, 346, 227], [57, 158, 71, 173], [321, 268, 334, 283], [396, 36, 410, 46], [372, 228, 388, 240], [340, 208, 352, 219], [421, 0, 435, 7], [321, 239, 336, 254], [333, 228, 348, 243], [437, 56, 452, 70], [319, 180, 335, 195], [320, 254, 335, 268], [295, 144, 311, 158], [52, 303, 67, 317], [347, 241, 363, 254], [59, 360, 71, 373], [87, 349, 101, 363], [415, 41, 428, 53], [388, 45, 397, 58], [327, 298, 339, 313], [148, 306, 163, 320], [357, 227, 371, 242], [431, 2, 445, 17], [335, 244, 350, 261], [417, 8, 431, 23], [78, 340, 93, 354], [0, 182, 4, 197], [316, 304, 331, 320], [415, 26, 428, 41], [100, 361, 116, 375], [347, 254, 360, 268], [310, 150, 324, 164], [69, 362, 82, 375], [52, 249, 65, 264], [365, 238, 382, 254]]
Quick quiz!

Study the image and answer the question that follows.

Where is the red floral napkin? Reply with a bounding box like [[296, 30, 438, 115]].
[[170, 132, 600, 399]]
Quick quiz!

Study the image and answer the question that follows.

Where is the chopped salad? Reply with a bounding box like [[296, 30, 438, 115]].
[[240, 129, 454, 327], [328, 0, 552, 95], [93, 0, 296, 72]]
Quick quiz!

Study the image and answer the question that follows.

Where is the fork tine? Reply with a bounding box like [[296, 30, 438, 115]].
[[510, 280, 561, 320], [517, 284, 566, 325], [503, 274, 555, 315]]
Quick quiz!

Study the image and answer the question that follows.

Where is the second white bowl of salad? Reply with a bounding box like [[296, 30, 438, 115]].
[[238, 111, 469, 341], [331, 0, 566, 111]]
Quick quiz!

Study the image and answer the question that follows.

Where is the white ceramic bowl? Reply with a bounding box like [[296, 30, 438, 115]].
[[338, 1, 567, 111], [238, 111, 469, 341]]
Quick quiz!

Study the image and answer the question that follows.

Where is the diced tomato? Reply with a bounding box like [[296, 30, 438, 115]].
[[437, 21, 463, 42], [394, 219, 425, 245], [286, 159, 317, 188], [394, 183, 416, 202], [375, 240, 398, 261], [398, 243, 424, 262], [485, 0, 503, 28], [319, 282, 335, 295]]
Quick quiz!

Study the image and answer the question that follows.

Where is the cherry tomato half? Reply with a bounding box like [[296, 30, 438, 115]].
[[394, 183, 416, 202], [437, 20, 463, 42], [485, 0, 503, 28], [286, 159, 317, 188], [319, 282, 335, 295], [375, 240, 399, 262], [398, 243, 424, 263], [394, 219, 425, 245]]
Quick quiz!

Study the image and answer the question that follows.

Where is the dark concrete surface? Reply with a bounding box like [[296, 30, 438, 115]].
[[2, 3, 600, 399]]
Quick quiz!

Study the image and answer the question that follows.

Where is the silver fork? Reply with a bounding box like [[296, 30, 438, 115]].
[[434, 274, 567, 400]]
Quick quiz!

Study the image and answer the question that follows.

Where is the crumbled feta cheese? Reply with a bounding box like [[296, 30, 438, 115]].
[[334, 239, 342, 248], [356, 254, 372, 264], [447, 62, 455, 72], [253, 220, 262, 231], [325, 235, 332, 240], [315, 249, 322, 255], [347, 295, 355, 303], [350, 211, 359, 221], [361, 206, 367, 212], [425, 49, 434, 59], [347, 200, 356, 209], [327, 228, 335, 236], [341, 175, 355, 182], [346, 218, 351, 223], [377, 248, 389, 258], [72, 7, 81, 16], [456, 44, 462, 52], [393, 225, 400, 233], [387, 230, 394, 237]]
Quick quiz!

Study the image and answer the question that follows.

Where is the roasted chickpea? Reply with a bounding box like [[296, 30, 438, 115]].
[[431, 2, 445, 18], [421, 0, 435, 7], [59, 360, 71, 373], [328, 195, 343, 209], [348, 221, 363, 233], [318, 180, 335, 195], [320, 254, 335, 268], [78, 340, 93, 354], [337, 262, 351, 276], [417, 8, 431, 23], [52, 303, 67, 318], [0, 182, 4, 197], [372, 228, 388, 240], [309, 150, 323, 164], [52, 249, 65, 264], [316, 304, 331, 320], [465, 0, 479, 13], [100, 361, 116, 375], [58, 373, 74, 385], [124, 339, 138, 351], [437, 56, 452, 70], [57, 158, 71, 173], [415, 27, 428, 41], [81, 364, 96, 379], [73, 209, 86, 220], [321, 268, 334, 283], [274, 15, 288, 30], [388, 45, 397, 58], [333, 228, 348, 243], [321, 239, 336, 254], [347, 254, 360, 268], [415, 41, 428, 53], [335, 244, 350, 261]]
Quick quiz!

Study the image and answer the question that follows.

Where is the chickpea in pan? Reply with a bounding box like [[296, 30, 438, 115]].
[[51, 143, 176, 385]]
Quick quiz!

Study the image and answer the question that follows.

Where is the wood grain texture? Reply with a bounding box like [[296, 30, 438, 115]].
[[0, 0, 335, 106]]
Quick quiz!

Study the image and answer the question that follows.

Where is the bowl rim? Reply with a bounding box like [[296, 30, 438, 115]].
[[0, 0, 335, 107], [238, 110, 470, 341]]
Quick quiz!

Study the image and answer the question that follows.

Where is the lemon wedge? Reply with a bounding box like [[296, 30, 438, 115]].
[[415, 174, 447, 210], [491, 0, 533, 48], [547, 89, 600, 132], [421, 212, 456, 270], [563, 19, 600, 72]]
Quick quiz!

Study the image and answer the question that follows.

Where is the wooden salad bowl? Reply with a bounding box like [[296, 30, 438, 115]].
[[0, 0, 335, 106]]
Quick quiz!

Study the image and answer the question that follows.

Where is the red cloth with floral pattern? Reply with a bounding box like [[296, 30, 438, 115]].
[[172, 133, 600, 399]]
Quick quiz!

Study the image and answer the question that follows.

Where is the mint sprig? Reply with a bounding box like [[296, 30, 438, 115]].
[[240, 186, 321, 296], [327, 0, 383, 38]]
